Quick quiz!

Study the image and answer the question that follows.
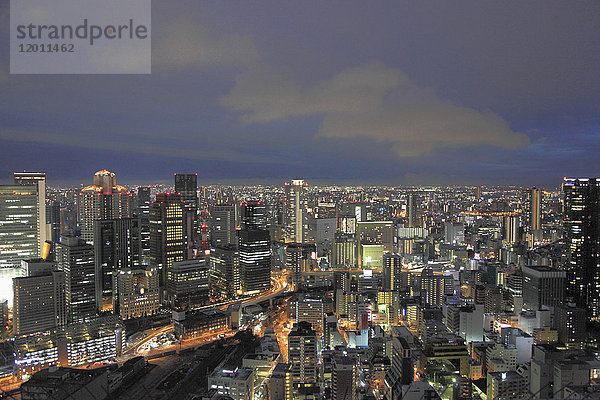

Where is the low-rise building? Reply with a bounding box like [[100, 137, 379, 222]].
[[487, 370, 529, 400], [208, 367, 254, 400], [173, 309, 229, 340]]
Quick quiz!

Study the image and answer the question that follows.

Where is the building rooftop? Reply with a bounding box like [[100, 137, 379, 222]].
[[21, 367, 110, 399], [210, 367, 253, 381]]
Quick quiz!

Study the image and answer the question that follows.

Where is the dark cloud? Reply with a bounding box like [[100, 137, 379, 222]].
[[0, 1, 598, 186]]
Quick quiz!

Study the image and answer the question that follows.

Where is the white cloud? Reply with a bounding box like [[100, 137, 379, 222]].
[[222, 62, 530, 157], [153, 20, 258, 69]]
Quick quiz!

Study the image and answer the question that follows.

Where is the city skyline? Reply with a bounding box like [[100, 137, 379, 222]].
[[1, 1, 599, 186], [1, 2, 600, 399]]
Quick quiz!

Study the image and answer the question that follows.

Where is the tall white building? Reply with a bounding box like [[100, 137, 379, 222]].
[[284, 180, 306, 243], [0, 174, 47, 304]]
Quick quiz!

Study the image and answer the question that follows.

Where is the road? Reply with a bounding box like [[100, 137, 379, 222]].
[[0, 270, 293, 395], [129, 270, 290, 358]]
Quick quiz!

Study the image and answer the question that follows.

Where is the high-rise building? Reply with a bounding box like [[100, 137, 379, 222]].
[[238, 228, 271, 294], [340, 203, 367, 223], [356, 221, 394, 268], [378, 291, 401, 325], [136, 186, 151, 264], [55, 236, 96, 323], [555, 303, 586, 349], [288, 321, 318, 389], [174, 173, 198, 211], [0, 179, 46, 304], [135, 186, 151, 217], [0, 178, 47, 270], [113, 266, 160, 319], [522, 265, 566, 311], [94, 218, 142, 311], [529, 187, 542, 231], [382, 253, 403, 291], [175, 173, 199, 244], [286, 243, 317, 287], [209, 245, 239, 299], [563, 177, 600, 318], [420, 269, 447, 307], [13, 260, 67, 336], [210, 204, 237, 247], [308, 217, 336, 257], [167, 259, 210, 309], [295, 296, 324, 333], [13, 171, 46, 186], [445, 222, 465, 244], [503, 216, 520, 244], [384, 336, 414, 398], [332, 357, 356, 400], [149, 193, 187, 294], [241, 200, 268, 230], [337, 215, 356, 235], [407, 194, 416, 228], [284, 180, 306, 243], [46, 200, 61, 243], [269, 363, 293, 400], [78, 170, 132, 244], [332, 233, 356, 268]]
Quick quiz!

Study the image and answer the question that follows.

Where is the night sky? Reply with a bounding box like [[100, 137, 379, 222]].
[[1, 1, 599, 187]]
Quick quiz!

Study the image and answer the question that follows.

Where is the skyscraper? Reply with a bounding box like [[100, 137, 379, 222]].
[[503, 215, 520, 244], [167, 259, 210, 308], [78, 170, 132, 244], [174, 173, 198, 212], [149, 193, 187, 294], [46, 200, 61, 243], [529, 187, 542, 231], [522, 265, 566, 311], [13, 171, 46, 186], [288, 321, 318, 390], [238, 228, 271, 294], [563, 177, 600, 318], [209, 245, 240, 299], [94, 218, 142, 311], [0, 182, 47, 269], [382, 253, 403, 291], [284, 180, 306, 243], [136, 186, 151, 264], [210, 204, 237, 247], [0, 176, 47, 305], [407, 194, 416, 228], [241, 200, 268, 230], [175, 173, 199, 243], [420, 269, 447, 307], [13, 261, 67, 336], [55, 236, 96, 323]]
